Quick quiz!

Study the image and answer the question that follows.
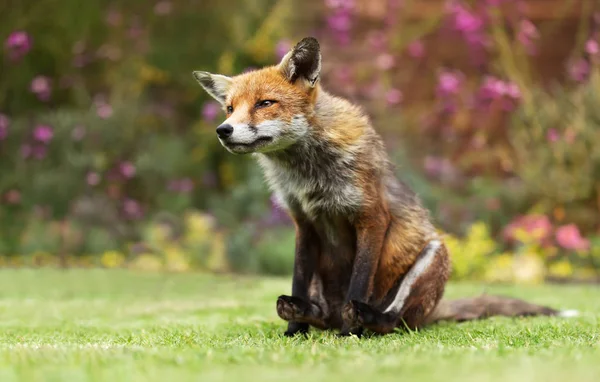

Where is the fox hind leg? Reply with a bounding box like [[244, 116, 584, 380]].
[[345, 239, 449, 334]]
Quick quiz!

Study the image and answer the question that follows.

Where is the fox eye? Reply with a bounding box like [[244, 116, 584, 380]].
[[256, 100, 277, 109], [226, 105, 233, 114]]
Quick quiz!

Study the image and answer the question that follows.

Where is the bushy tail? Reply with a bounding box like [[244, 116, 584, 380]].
[[425, 295, 578, 325]]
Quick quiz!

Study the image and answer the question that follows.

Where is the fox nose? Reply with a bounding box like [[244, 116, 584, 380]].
[[216, 124, 234, 139]]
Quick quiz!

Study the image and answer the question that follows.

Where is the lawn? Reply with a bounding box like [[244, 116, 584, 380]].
[[0, 269, 598, 382]]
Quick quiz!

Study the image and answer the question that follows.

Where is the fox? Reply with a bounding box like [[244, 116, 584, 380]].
[[193, 37, 577, 337]]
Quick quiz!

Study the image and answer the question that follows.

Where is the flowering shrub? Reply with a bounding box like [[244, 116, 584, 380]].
[[0, 0, 291, 256], [1, 0, 599, 281]]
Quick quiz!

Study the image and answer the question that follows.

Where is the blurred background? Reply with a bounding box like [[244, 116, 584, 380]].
[[1, 0, 599, 284]]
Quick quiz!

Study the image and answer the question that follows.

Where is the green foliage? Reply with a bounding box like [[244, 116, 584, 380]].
[[255, 227, 296, 276]]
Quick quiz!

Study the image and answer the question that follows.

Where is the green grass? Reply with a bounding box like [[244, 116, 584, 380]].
[[0, 269, 599, 382]]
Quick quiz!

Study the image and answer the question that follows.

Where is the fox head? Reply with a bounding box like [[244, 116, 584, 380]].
[[193, 37, 321, 154]]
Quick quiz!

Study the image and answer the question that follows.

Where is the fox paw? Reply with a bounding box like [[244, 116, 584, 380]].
[[342, 300, 375, 326], [277, 295, 310, 322]]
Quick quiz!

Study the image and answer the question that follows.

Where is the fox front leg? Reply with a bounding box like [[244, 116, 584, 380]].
[[277, 217, 320, 337], [339, 210, 389, 337]]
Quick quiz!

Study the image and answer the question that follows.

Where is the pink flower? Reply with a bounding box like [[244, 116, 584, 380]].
[[547, 129, 560, 143], [4, 31, 32, 61], [106, 9, 122, 27], [275, 39, 291, 60], [568, 58, 590, 82], [479, 77, 521, 101], [436, 70, 462, 97], [555, 224, 590, 251], [325, 0, 354, 10], [71, 125, 86, 141], [33, 125, 53, 143], [585, 39, 599, 55], [0, 114, 9, 140], [385, 88, 403, 105], [21, 144, 32, 159], [86, 172, 101, 186], [503, 214, 553, 244], [202, 101, 220, 122], [30, 76, 52, 102], [505, 82, 521, 99], [423, 156, 457, 181], [407, 40, 425, 59], [123, 199, 143, 220], [4, 189, 21, 204], [154, 1, 172, 15], [367, 31, 387, 51], [517, 20, 539, 55], [119, 161, 136, 178], [97, 103, 113, 119], [375, 53, 395, 70], [327, 9, 352, 32], [453, 6, 484, 34]]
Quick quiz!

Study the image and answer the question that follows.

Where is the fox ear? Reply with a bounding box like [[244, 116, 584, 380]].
[[278, 37, 321, 87], [192, 71, 232, 105]]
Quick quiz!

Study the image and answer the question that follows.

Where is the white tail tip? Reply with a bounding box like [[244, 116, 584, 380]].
[[558, 310, 580, 318]]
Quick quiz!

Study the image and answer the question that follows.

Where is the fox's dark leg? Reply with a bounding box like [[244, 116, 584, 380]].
[[344, 240, 449, 334], [279, 215, 321, 336], [339, 211, 389, 336]]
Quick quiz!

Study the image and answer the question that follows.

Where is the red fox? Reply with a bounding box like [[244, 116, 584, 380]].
[[193, 37, 577, 337]]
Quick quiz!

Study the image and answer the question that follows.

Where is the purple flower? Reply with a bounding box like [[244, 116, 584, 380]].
[[202, 101, 220, 122], [385, 89, 403, 105], [423, 156, 457, 182], [123, 199, 143, 220], [275, 39, 292, 60], [30, 76, 52, 102], [4, 31, 32, 61], [0, 114, 9, 140], [32, 145, 47, 160], [168, 178, 194, 193], [119, 161, 136, 178], [33, 125, 53, 143], [86, 172, 101, 186], [568, 58, 590, 82], [436, 70, 462, 97], [585, 39, 599, 55], [407, 40, 425, 59], [154, 1, 172, 15]]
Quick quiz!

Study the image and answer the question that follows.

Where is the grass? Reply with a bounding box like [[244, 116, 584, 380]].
[[0, 269, 598, 382]]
